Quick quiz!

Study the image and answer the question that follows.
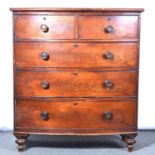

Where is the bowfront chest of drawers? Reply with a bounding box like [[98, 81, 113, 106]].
[[11, 8, 144, 152]]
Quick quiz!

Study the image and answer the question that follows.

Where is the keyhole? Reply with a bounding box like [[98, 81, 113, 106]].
[[73, 102, 78, 106], [107, 17, 111, 21], [73, 72, 78, 76], [74, 44, 78, 48]]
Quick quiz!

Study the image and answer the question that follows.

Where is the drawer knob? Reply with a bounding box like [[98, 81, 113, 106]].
[[103, 51, 113, 60], [104, 80, 113, 88], [104, 25, 114, 33], [41, 52, 49, 60], [40, 24, 49, 32], [103, 112, 112, 120], [41, 81, 49, 89], [40, 111, 49, 121]]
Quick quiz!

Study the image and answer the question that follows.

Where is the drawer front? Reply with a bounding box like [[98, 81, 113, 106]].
[[15, 43, 138, 68], [79, 16, 138, 39], [15, 70, 137, 97], [15, 99, 136, 130], [15, 15, 75, 39]]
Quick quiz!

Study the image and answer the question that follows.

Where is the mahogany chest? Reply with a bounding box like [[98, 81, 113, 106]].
[[10, 8, 144, 152]]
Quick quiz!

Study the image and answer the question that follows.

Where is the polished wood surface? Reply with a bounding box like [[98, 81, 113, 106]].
[[11, 8, 144, 152], [15, 15, 75, 39], [15, 99, 136, 130], [16, 70, 137, 97], [79, 16, 138, 39], [10, 8, 144, 12], [15, 42, 138, 68]]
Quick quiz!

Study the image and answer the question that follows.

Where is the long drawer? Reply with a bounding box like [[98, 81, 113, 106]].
[[15, 99, 136, 131], [15, 70, 137, 97], [15, 43, 138, 68]]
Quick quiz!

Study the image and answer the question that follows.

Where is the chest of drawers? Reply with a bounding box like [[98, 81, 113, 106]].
[[10, 8, 144, 152]]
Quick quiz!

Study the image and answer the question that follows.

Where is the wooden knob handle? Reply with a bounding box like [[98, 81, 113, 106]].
[[40, 81, 49, 89], [41, 52, 49, 60], [40, 24, 49, 32], [103, 51, 113, 60], [103, 112, 112, 120], [40, 111, 49, 121], [104, 80, 113, 88], [104, 25, 114, 33]]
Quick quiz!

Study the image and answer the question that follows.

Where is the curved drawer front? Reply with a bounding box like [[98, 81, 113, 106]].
[[79, 16, 138, 39], [15, 70, 137, 97], [15, 99, 136, 130], [15, 43, 138, 68], [14, 15, 75, 40]]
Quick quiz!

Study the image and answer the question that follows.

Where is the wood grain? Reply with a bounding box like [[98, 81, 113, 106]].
[[79, 16, 138, 39], [15, 99, 136, 130], [15, 42, 138, 68], [15, 15, 75, 40], [15, 70, 137, 97]]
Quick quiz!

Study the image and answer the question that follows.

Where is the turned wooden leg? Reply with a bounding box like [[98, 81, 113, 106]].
[[14, 133, 29, 152], [123, 134, 137, 152]]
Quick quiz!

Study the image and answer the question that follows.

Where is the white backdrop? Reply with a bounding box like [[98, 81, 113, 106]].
[[0, 0, 154, 130]]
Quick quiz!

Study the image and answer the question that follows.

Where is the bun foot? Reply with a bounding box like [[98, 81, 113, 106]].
[[14, 133, 29, 152], [121, 134, 137, 152]]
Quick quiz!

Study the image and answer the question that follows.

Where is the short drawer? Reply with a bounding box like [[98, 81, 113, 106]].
[[15, 42, 138, 68], [14, 15, 75, 40], [15, 99, 136, 131], [15, 70, 137, 97], [79, 16, 138, 39]]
